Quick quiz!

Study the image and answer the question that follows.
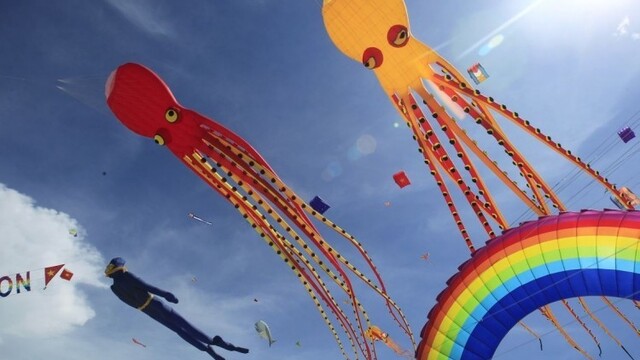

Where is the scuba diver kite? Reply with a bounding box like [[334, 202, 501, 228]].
[[105, 257, 249, 360]]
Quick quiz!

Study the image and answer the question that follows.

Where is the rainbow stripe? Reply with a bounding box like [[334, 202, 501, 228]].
[[15, 272, 30, 294], [417, 210, 640, 360]]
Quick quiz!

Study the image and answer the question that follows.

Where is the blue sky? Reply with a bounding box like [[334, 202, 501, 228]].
[[1, 0, 640, 359]]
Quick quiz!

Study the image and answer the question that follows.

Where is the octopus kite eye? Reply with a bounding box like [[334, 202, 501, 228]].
[[387, 25, 409, 47], [362, 47, 383, 70], [154, 134, 166, 146], [153, 128, 171, 146], [165, 108, 180, 123]]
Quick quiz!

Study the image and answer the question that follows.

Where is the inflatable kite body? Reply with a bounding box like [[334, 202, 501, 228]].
[[322, 0, 631, 250], [105, 258, 248, 359], [322, 0, 634, 252], [416, 210, 640, 360], [106, 63, 413, 360], [254, 320, 276, 347]]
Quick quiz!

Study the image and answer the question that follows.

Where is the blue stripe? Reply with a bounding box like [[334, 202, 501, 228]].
[[456, 269, 640, 360]]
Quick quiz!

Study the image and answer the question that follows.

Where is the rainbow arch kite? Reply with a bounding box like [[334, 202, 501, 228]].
[[416, 209, 640, 360]]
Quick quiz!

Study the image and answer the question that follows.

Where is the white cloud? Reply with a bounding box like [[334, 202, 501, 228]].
[[613, 16, 640, 41], [0, 183, 106, 339], [614, 16, 631, 36], [105, 0, 175, 39]]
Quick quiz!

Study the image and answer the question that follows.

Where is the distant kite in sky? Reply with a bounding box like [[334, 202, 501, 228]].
[[610, 195, 626, 209], [188, 212, 212, 225], [255, 320, 276, 347], [132, 338, 147, 348], [322, 0, 636, 356], [621, 187, 640, 208], [106, 63, 413, 360], [68, 228, 78, 237], [466, 63, 489, 85], [419, 253, 429, 261], [610, 187, 640, 209], [393, 171, 410, 188], [618, 126, 636, 143], [59, 268, 74, 281], [309, 195, 330, 214], [365, 326, 412, 358]]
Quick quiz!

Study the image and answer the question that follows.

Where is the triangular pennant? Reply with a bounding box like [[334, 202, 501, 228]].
[[44, 264, 64, 287]]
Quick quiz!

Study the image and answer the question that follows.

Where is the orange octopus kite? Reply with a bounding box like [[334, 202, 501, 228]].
[[322, 0, 639, 358]]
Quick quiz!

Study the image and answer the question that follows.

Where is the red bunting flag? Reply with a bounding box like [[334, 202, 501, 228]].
[[44, 264, 64, 287], [393, 171, 411, 188], [60, 268, 74, 281]]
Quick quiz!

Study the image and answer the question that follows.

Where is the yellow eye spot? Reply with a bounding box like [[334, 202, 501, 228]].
[[154, 134, 165, 146], [364, 57, 377, 69], [165, 108, 179, 123]]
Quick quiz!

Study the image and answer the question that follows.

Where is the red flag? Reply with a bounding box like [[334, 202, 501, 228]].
[[44, 264, 64, 287], [60, 268, 74, 281], [393, 171, 411, 188]]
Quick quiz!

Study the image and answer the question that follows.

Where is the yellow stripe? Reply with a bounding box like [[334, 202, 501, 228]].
[[431, 234, 639, 354], [137, 294, 154, 310]]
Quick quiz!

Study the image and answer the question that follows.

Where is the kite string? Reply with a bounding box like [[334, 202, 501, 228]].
[[510, 108, 640, 224]]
